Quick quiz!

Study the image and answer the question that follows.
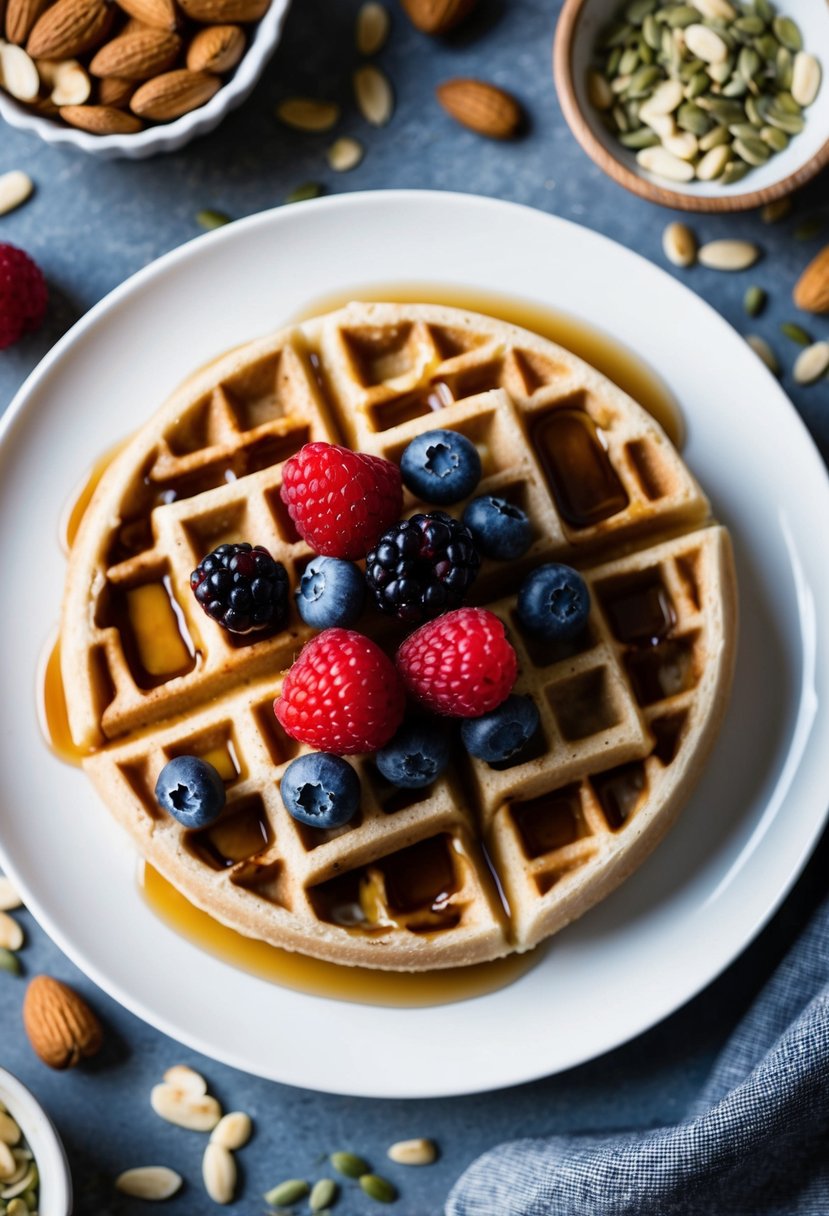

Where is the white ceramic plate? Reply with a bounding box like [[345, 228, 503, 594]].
[[1, 192, 828, 1099]]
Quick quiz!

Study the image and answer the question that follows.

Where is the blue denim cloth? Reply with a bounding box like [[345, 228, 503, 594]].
[[447, 894, 829, 1216]]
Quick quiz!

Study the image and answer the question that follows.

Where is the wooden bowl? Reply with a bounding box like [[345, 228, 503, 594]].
[[553, 0, 829, 212]]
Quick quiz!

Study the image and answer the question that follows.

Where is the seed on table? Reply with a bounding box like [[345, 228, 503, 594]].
[[698, 240, 760, 271], [196, 209, 231, 230], [310, 1178, 339, 1212], [0, 947, 20, 975], [327, 136, 365, 172], [746, 334, 780, 374], [356, 2, 390, 57], [276, 98, 340, 132], [0, 912, 23, 952], [0, 877, 22, 912], [359, 1174, 398, 1203], [210, 1111, 252, 1150], [387, 1138, 438, 1165], [793, 341, 829, 386], [330, 1151, 370, 1179], [202, 1142, 236, 1205], [354, 65, 394, 126], [0, 172, 33, 219], [284, 183, 324, 204], [743, 286, 766, 317], [780, 321, 812, 346], [264, 1178, 310, 1206], [760, 197, 792, 224], [115, 1167, 183, 1200]]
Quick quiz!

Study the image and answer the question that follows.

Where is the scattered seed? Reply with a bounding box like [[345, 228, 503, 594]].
[[0, 173, 33, 219], [662, 220, 697, 267], [331, 1152, 370, 1179], [793, 217, 825, 241], [780, 321, 812, 346], [327, 136, 364, 172], [0, 913, 23, 953], [276, 98, 340, 132], [150, 1083, 221, 1132], [793, 341, 829, 385], [744, 286, 767, 317], [0, 948, 20, 976], [264, 1178, 310, 1206], [196, 209, 231, 230], [285, 183, 323, 204], [115, 1166, 183, 1201], [202, 1142, 236, 1205], [698, 239, 759, 271], [360, 1174, 398, 1203], [310, 1178, 339, 1212], [356, 2, 390, 56], [761, 197, 792, 224], [210, 1111, 252, 1151], [387, 1138, 438, 1166], [353, 64, 394, 126]]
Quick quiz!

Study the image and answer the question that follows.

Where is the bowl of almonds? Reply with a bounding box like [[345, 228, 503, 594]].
[[0, 1067, 72, 1216], [0, 0, 291, 157], [554, 0, 829, 211]]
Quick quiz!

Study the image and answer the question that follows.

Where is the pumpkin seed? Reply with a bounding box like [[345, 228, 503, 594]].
[[699, 123, 729, 149], [793, 217, 825, 241], [677, 100, 710, 133], [196, 209, 231, 230], [276, 98, 340, 132], [115, 1167, 182, 1200], [628, 64, 662, 95], [0, 948, 20, 976], [737, 47, 760, 81], [359, 1174, 398, 1203], [588, 70, 614, 109], [760, 197, 792, 223], [264, 1179, 310, 1206], [695, 142, 729, 179], [601, 21, 635, 48], [753, 0, 773, 21], [775, 92, 802, 116], [285, 183, 324, 204], [620, 127, 661, 148], [775, 46, 793, 90], [354, 65, 393, 126], [606, 46, 623, 76], [744, 95, 762, 127], [698, 239, 759, 270], [746, 334, 779, 374], [684, 70, 709, 98], [780, 321, 812, 346], [753, 33, 778, 61], [772, 15, 801, 53], [310, 1179, 339, 1212], [618, 45, 641, 75], [356, 2, 390, 56], [626, 0, 657, 21], [762, 106, 804, 135], [706, 57, 733, 84], [793, 342, 829, 386], [330, 1152, 370, 1179], [689, 0, 734, 18], [743, 286, 767, 316], [733, 136, 770, 165], [760, 125, 788, 152], [721, 77, 748, 98], [642, 13, 661, 48], [327, 136, 365, 171], [791, 53, 821, 108]]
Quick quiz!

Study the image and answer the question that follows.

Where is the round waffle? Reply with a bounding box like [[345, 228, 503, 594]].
[[60, 302, 737, 970]]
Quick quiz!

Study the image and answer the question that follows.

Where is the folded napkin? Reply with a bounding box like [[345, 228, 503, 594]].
[[447, 892, 829, 1216]]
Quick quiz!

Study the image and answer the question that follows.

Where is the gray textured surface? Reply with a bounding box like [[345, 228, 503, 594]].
[[0, 1, 828, 1213]]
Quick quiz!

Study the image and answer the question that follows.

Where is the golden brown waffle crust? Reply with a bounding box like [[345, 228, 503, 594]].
[[63, 302, 738, 970]]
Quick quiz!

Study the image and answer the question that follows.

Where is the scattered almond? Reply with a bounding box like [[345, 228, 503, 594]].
[[0, 43, 40, 100], [97, 74, 134, 105], [327, 135, 363, 171], [0, 912, 23, 952], [793, 341, 829, 386], [353, 63, 393, 126], [698, 239, 760, 271], [356, 1, 388, 56], [0, 877, 22, 913], [48, 58, 90, 103], [400, 0, 477, 35], [90, 26, 181, 80], [115, 1166, 183, 1200], [4, 0, 50, 45], [150, 1082, 222, 1130], [387, 1138, 438, 1165], [210, 1111, 252, 1150], [436, 78, 522, 139], [202, 1142, 236, 1204], [60, 102, 142, 131], [130, 67, 220, 119], [793, 245, 829, 314], [113, 0, 179, 32], [177, 0, 269, 21], [27, 0, 113, 61], [276, 96, 339, 132], [22, 975, 103, 1069], [186, 23, 243, 72], [0, 171, 33, 217], [162, 1064, 208, 1095]]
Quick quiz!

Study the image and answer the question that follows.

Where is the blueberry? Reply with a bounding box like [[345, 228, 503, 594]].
[[461, 696, 540, 765], [375, 721, 451, 789], [462, 495, 532, 561], [296, 556, 365, 629], [155, 756, 226, 828], [400, 429, 482, 505], [280, 753, 360, 829], [517, 564, 591, 641]]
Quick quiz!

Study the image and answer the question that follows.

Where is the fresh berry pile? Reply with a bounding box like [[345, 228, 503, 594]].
[[0, 243, 47, 351], [167, 434, 593, 833]]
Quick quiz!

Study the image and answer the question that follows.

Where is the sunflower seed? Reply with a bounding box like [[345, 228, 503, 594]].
[[743, 286, 767, 316], [276, 98, 340, 132], [0, 913, 23, 952], [637, 144, 695, 180], [760, 197, 792, 223], [645, 77, 684, 113], [791, 53, 821, 108], [115, 1167, 182, 1200], [684, 23, 728, 64], [331, 1152, 370, 1179], [150, 1083, 221, 1131], [310, 1178, 339, 1212], [356, 2, 390, 56], [327, 136, 365, 171], [387, 1138, 438, 1165], [780, 321, 812, 346], [664, 129, 698, 159], [203, 1142, 236, 1205], [695, 142, 729, 179], [772, 15, 801, 53], [0, 878, 22, 913], [793, 342, 829, 385], [689, 0, 734, 18], [354, 65, 393, 126], [698, 239, 759, 270], [264, 1178, 310, 1206]]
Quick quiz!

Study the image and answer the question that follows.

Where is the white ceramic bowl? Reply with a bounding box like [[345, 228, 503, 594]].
[[0, 0, 291, 159], [0, 1068, 71, 1216], [554, 0, 829, 211]]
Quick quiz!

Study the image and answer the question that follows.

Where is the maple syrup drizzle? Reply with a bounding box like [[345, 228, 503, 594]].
[[38, 634, 87, 767], [59, 436, 132, 555], [295, 283, 685, 451]]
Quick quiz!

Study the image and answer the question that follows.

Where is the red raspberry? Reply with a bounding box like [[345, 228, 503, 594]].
[[274, 628, 405, 755], [0, 243, 48, 350], [280, 442, 403, 560], [396, 608, 517, 718]]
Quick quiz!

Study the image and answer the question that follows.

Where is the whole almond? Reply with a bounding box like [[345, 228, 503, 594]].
[[177, 0, 268, 22], [22, 975, 103, 1069], [27, 0, 113, 61], [186, 23, 243, 73], [97, 74, 133, 104], [90, 26, 181, 80], [60, 102, 142, 131], [114, 0, 178, 30], [436, 78, 523, 139], [400, 0, 477, 34], [793, 246, 829, 314], [5, 0, 50, 46], [130, 67, 219, 118]]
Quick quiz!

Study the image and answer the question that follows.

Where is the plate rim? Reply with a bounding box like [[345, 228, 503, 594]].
[[2, 189, 829, 1098]]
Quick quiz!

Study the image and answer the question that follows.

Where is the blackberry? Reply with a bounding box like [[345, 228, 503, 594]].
[[366, 512, 481, 624], [190, 542, 289, 635]]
